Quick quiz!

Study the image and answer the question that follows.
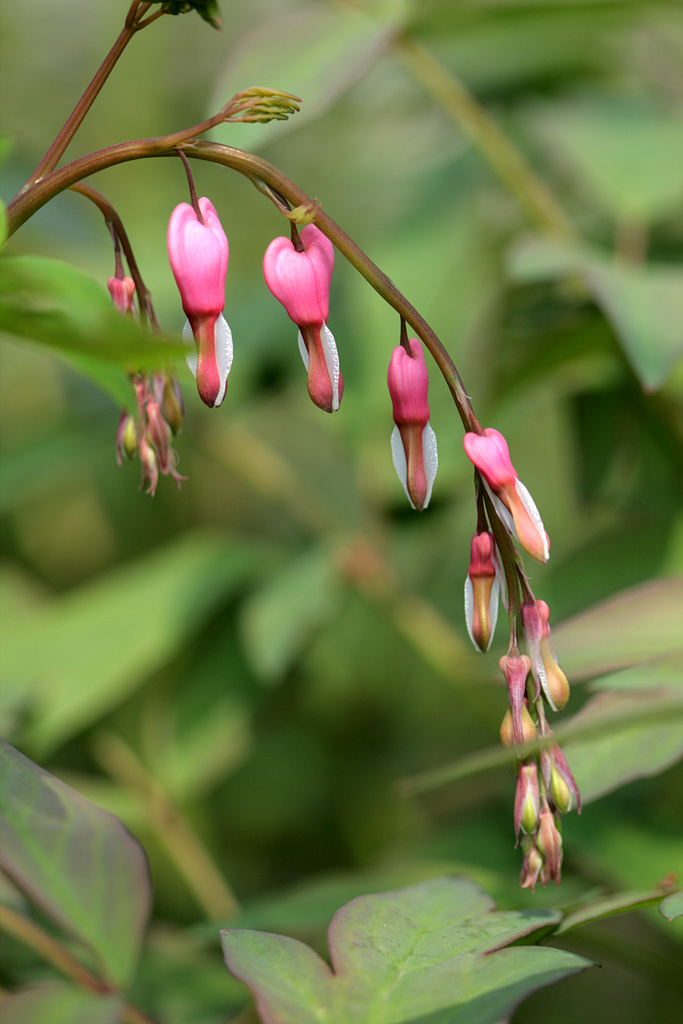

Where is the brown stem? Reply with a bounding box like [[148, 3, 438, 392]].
[[176, 149, 203, 221], [0, 903, 158, 1024], [23, 2, 158, 189], [6, 137, 482, 432], [69, 181, 158, 329]]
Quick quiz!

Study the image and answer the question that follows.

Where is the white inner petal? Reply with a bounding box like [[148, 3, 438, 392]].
[[297, 329, 309, 370], [421, 422, 438, 509], [485, 482, 516, 538], [183, 319, 197, 378], [320, 323, 341, 412], [390, 425, 414, 508], [488, 578, 500, 651], [464, 577, 476, 649], [515, 479, 549, 561], [214, 313, 233, 408]]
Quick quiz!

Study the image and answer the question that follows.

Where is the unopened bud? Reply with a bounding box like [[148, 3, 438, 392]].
[[499, 653, 533, 748], [520, 836, 544, 891], [162, 376, 184, 435], [464, 531, 499, 652], [537, 798, 563, 885], [500, 703, 536, 748], [515, 763, 540, 840], [116, 412, 138, 465], [540, 736, 581, 814]]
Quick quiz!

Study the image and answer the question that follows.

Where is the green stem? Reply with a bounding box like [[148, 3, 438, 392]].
[[0, 903, 158, 1024], [394, 34, 578, 242], [22, 2, 158, 189], [6, 137, 481, 432], [93, 731, 241, 921]]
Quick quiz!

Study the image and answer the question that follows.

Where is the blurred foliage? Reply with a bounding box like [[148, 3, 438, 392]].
[[1, 1, 683, 1022]]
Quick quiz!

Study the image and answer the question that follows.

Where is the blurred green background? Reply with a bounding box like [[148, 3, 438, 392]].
[[1, 1, 682, 1022]]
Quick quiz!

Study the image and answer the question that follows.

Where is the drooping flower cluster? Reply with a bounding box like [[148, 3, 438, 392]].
[[116, 372, 186, 496], [117, 180, 577, 889], [461, 426, 580, 888], [107, 271, 185, 495]]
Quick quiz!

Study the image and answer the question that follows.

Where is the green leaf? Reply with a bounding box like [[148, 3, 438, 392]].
[[523, 95, 683, 223], [507, 239, 683, 390], [586, 260, 683, 391], [221, 877, 592, 1024], [659, 891, 683, 922], [1, 534, 262, 755], [0, 739, 150, 988], [240, 544, 342, 684], [0, 985, 122, 1024], [556, 885, 678, 935], [0, 254, 185, 369], [552, 577, 683, 680], [209, 0, 408, 152]]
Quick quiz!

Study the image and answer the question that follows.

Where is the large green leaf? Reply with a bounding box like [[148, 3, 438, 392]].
[[560, 662, 683, 804], [0, 740, 150, 988], [522, 95, 683, 223], [552, 577, 683, 680], [0, 985, 122, 1024], [1, 533, 263, 754], [209, 0, 408, 152], [508, 238, 683, 390], [0, 253, 184, 372], [221, 877, 591, 1024]]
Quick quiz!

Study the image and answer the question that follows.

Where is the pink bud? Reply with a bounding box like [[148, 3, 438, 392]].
[[499, 653, 532, 748], [520, 836, 544, 891], [264, 226, 342, 412], [464, 531, 499, 652], [387, 339, 438, 511], [168, 197, 232, 409], [463, 428, 549, 563], [108, 275, 136, 316], [537, 600, 570, 711], [537, 797, 563, 885]]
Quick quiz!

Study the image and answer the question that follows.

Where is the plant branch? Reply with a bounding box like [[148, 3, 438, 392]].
[[0, 902, 158, 1024], [69, 181, 157, 329], [23, 2, 160, 189], [92, 731, 241, 921]]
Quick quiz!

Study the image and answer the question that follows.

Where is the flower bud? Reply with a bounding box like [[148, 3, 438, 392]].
[[540, 735, 581, 814], [116, 412, 138, 464], [464, 531, 499, 651], [462, 428, 549, 563], [139, 436, 158, 497], [108, 275, 136, 316], [168, 197, 232, 408], [537, 797, 563, 885], [499, 653, 532, 748], [263, 225, 343, 412], [514, 763, 540, 841], [500, 702, 537, 748], [387, 338, 438, 511], [537, 600, 570, 710], [520, 836, 544, 891], [161, 375, 184, 436]]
